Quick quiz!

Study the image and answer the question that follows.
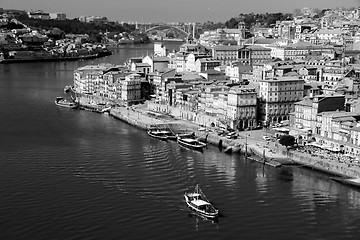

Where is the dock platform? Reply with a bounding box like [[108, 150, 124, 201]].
[[247, 156, 282, 168], [331, 177, 360, 188]]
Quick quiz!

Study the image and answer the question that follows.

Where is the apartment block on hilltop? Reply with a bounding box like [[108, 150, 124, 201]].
[[49, 12, 67, 20], [211, 45, 241, 65], [28, 10, 50, 20], [185, 53, 216, 72], [225, 62, 252, 84], [195, 58, 221, 73], [238, 45, 271, 65], [142, 55, 170, 72], [171, 44, 211, 73], [131, 62, 151, 75], [179, 42, 211, 54]]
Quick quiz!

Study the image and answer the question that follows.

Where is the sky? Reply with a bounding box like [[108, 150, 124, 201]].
[[0, 0, 359, 23]]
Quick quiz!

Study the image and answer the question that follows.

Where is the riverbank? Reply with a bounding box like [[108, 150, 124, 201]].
[[77, 97, 360, 184], [0, 50, 112, 64]]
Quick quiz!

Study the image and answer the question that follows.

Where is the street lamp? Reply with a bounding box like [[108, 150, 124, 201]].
[[245, 133, 250, 160], [245, 134, 248, 160]]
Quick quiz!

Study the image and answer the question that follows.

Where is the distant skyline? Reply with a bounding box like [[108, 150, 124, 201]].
[[0, 0, 359, 23]]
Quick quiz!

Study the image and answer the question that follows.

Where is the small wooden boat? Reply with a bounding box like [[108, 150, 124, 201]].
[[147, 129, 174, 140], [100, 106, 111, 113], [176, 132, 195, 139], [177, 137, 206, 151], [184, 185, 219, 219], [55, 96, 79, 109], [166, 134, 178, 141]]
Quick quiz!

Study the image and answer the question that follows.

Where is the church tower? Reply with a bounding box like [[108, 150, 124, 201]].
[[237, 21, 246, 46]]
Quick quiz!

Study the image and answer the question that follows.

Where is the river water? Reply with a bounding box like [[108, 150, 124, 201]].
[[1, 42, 360, 240]]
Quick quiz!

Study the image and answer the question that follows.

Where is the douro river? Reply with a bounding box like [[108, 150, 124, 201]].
[[1, 42, 360, 239]]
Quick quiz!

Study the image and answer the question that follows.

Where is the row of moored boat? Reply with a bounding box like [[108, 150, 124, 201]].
[[147, 129, 207, 151]]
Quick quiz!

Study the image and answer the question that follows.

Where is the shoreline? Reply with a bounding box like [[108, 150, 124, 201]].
[[77, 97, 360, 187], [0, 50, 112, 64]]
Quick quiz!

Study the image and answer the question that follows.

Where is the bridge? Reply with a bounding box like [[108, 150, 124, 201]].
[[136, 22, 196, 40]]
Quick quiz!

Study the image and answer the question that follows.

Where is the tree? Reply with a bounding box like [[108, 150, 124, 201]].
[[225, 17, 238, 29], [293, 9, 302, 17], [279, 135, 295, 149], [166, 31, 175, 39]]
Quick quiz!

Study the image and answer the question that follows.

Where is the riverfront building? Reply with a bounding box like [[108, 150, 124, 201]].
[[291, 94, 345, 135], [121, 73, 142, 103], [259, 76, 304, 125], [73, 64, 143, 106], [227, 86, 258, 130], [67, 6, 360, 161]]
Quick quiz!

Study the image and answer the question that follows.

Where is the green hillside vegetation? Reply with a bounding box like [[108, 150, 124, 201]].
[[13, 13, 134, 34], [1, 11, 150, 43]]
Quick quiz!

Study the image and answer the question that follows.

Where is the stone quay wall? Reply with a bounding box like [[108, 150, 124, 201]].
[[77, 96, 360, 180]]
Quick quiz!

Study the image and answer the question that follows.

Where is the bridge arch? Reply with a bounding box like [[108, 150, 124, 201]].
[[145, 25, 190, 38]]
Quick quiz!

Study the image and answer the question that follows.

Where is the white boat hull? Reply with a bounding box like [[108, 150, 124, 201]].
[[177, 138, 206, 151], [184, 186, 219, 219], [185, 199, 218, 219], [55, 97, 79, 109], [147, 130, 169, 140]]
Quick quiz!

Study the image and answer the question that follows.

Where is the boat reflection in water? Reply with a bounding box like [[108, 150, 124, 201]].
[[187, 211, 219, 230]]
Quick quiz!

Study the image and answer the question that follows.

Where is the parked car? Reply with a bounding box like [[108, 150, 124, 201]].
[[227, 133, 238, 139], [263, 136, 271, 141], [227, 131, 237, 136], [217, 130, 225, 136]]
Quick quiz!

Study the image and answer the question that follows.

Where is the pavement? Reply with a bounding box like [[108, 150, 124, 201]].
[[113, 104, 294, 162]]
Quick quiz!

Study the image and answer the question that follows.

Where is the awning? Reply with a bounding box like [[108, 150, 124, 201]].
[[344, 153, 354, 158], [322, 146, 340, 152], [339, 129, 349, 134], [273, 127, 290, 132], [306, 142, 322, 148]]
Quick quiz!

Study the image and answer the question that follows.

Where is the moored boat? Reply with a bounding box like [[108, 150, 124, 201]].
[[100, 106, 112, 113], [177, 137, 206, 151], [184, 185, 219, 219], [55, 96, 79, 109], [147, 129, 174, 140], [176, 132, 195, 139]]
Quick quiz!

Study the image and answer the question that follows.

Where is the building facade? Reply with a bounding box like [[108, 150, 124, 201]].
[[259, 76, 304, 125]]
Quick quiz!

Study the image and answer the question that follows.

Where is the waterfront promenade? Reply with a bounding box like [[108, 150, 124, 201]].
[[76, 95, 360, 181]]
